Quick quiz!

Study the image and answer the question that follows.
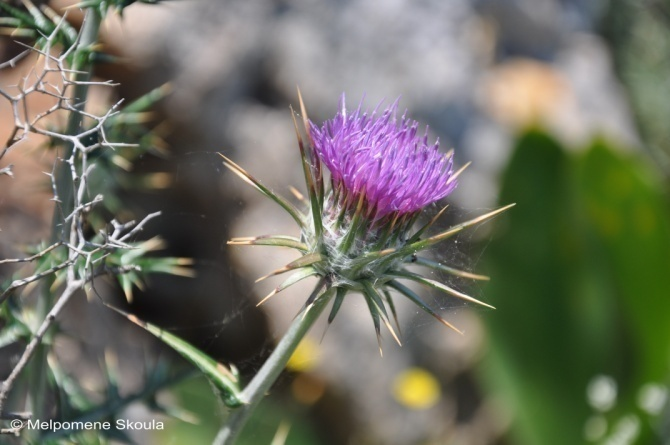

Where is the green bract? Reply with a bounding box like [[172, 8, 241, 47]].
[[223, 92, 514, 351]]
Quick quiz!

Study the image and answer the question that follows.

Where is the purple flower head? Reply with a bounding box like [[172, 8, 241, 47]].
[[223, 91, 513, 346], [310, 95, 457, 220]]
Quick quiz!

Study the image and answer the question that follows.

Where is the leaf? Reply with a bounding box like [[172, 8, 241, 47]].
[[351, 204, 515, 272], [256, 267, 318, 306], [403, 204, 516, 254], [362, 292, 384, 356], [478, 131, 586, 445], [382, 288, 401, 338], [390, 270, 494, 309], [228, 235, 308, 252], [387, 280, 462, 335], [479, 130, 670, 445], [0, 319, 30, 348], [338, 192, 366, 254], [220, 154, 304, 227], [410, 256, 489, 281], [362, 281, 401, 346], [291, 104, 323, 239], [406, 205, 449, 244], [105, 305, 243, 407], [255, 252, 324, 282], [327, 287, 347, 325]]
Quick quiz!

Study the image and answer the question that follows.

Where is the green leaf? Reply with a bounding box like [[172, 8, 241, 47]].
[[0, 317, 30, 348], [410, 256, 489, 281], [338, 192, 366, 254], [105, 305, 243, 407], [362, 281, 401, 346], [479, 130, 670, 445], [387, 280, 462, 335], [291, 103, 323, 240], [220, 154, 304, 228], [362, 291, 384, 355], [256, 266, 318, 306], [406, 205, 449, 244], [479, 131, 587, 445], [255, 252, 324, 282], [391, 270, 494, 309], [351, 204, 514, 273], [228, 235, 308, 253], [118, 83, 172, 114], [382, 288, 401, 337], [327, 287, 347, 325]]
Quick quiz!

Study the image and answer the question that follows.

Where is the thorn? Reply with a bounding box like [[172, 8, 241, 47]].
[[256, 288, 279, 307], [426, 203, 516, 245], [437, 317, 464, 335], [254, 268, 286, 283], [460, 271, 490, 281], [227, 237, 255, 244], [289, 186, 305, 202], [447, 161, 471, 184], [383, 318, 402, 347], [297, 87, 311, 136], [319, 322, 331, 344]]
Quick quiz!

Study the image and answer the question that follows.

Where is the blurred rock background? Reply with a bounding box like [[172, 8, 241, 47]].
[[3, 0, 670, 444]]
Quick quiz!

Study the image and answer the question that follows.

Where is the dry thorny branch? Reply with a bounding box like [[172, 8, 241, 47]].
[[0, 11, 168, 436]]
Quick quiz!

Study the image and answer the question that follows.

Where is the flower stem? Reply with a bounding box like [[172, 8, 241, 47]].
[[213, 287, 334, 445]]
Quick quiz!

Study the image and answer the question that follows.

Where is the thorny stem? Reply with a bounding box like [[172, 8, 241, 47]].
[[52, 7, 102, 229], [213, 288, 334, 445], [0, 281, 82, 417], [32, 6, 103, 427], [0, 6, 103, 426]]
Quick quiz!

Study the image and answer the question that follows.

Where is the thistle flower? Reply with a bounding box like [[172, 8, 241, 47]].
[[222, 93, 513, 351]]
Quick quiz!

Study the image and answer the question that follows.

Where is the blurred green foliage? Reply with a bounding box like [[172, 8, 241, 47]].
[[601, 0, 670, 172], [480, 129, 670, 444], [157, 377, 323, 445]]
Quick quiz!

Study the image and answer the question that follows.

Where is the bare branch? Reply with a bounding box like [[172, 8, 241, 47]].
[[0, 260, 74, 306], [0, 242, 63, 265], [0, 49, 30, 70], [119, 212, 162, 242], [0, 280, 82, 416]]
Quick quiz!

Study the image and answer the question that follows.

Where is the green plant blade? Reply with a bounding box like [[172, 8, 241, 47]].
[[256, 266, 318, 306], [391, 270, 494, 309], [228, 235, 308, 253], [406, 205, 449, 244], [255, 252, 324, 282], [382, 288, 401, 337], [362, 292, 384, 356], [327, 287, 347, 325], [352, 204, 515, 272], [362, 281, 401, 346], [220, 153, 304, 227], [410, 256, 489, 281], [105, 305, 243, 407], [387, 280, 462, 335], [291, 105, 323, 240], [479, 130, 670, 445]]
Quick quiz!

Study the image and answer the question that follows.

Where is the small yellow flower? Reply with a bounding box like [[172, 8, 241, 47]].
[[392, 367, 441, 410], [286, 338, 320, 372]]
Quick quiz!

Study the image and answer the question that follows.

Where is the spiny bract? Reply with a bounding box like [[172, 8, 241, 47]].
[[222, 92, 513, 352]]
